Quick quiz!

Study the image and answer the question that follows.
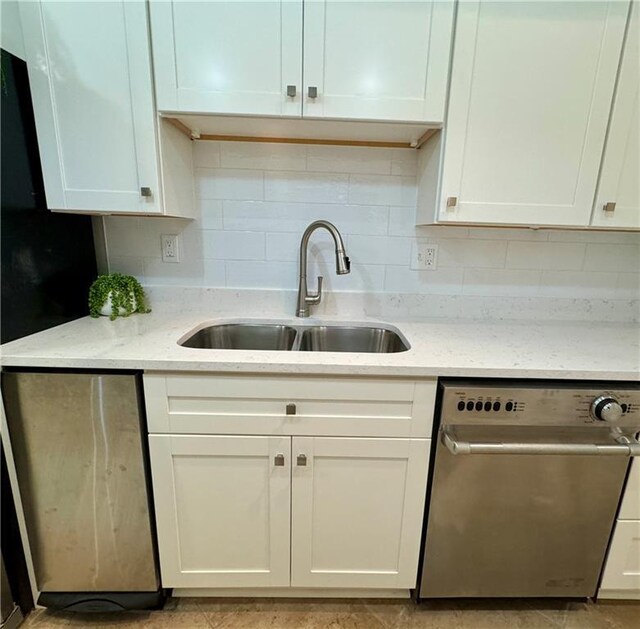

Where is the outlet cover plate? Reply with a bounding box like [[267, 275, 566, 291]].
[[161, 234, 180, 263], [411, 243, 438, 270]]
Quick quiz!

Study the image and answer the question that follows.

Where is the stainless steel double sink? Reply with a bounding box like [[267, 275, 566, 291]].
[[179, 322, 409, 354]]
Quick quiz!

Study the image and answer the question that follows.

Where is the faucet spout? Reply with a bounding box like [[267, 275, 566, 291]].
[[296, 220, 350, 317]]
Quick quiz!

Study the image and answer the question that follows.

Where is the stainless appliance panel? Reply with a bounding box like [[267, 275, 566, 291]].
[[3, 373, 158, 592], [421, 434, 628, 597], [420, 381, 640, 599]]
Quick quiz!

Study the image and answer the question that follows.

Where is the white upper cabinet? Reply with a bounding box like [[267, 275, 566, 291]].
[[437, 1, 630, 227], [19, 0, 193, 216], [149, 1, 303, 116], [592, 2, 639, 229], [302, 0, 454, 122]]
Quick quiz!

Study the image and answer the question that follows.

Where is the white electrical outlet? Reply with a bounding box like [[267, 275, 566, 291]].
[[411, 243, 438, 270], [161, 234, 180, 263]]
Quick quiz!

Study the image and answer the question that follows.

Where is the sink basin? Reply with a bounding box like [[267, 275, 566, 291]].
[[180, 323, 297, 351], [299, 326, 409, 353]]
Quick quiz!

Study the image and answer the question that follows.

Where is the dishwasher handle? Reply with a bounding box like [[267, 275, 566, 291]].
[[441, 428, 640, 456]]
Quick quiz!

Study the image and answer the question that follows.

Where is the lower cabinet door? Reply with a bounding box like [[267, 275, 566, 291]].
[[600, 520, 640, 596], [291, 437, 430, 588], [149, 435, 291, 588]]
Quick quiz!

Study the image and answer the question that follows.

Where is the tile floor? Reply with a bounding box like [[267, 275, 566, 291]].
[[22, 597, 640, 629]]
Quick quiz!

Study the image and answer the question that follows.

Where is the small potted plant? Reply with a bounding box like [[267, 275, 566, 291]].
[[89, 273, 150, 320]]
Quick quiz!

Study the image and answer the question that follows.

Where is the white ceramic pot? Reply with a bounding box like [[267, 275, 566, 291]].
[[99, 291, 137, 317]]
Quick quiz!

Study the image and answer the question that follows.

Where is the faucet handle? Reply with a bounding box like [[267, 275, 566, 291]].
[[305, 276, 323, 305]]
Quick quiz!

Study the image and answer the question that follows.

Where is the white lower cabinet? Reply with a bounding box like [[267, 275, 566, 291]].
[[291, 437, 429, 588], [599, 461, 640, 600], [599, 521, 640, 598], [146, 373, 434, 592], [149, 433, 430, 590], [149, 435, 291, 588]]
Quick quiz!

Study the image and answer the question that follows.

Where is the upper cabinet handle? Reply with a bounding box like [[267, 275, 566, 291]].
[[140, 187, 152, 197], [307, 86, 318, 99], [603, 202, 616, 213], [286, 403, 297, 415], [286, 85, 297, 98]]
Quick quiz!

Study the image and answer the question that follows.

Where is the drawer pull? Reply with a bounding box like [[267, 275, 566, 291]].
[[274, 454, 285, 467], [297, 454, 307, 466], [286, 403, 297, 415]]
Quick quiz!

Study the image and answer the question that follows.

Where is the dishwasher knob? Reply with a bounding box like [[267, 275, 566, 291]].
[[591, 395, 623, 422]]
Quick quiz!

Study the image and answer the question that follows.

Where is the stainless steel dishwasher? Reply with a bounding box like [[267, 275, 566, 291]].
[[2, 371, 162, 611], [420, 380, 640, 599]]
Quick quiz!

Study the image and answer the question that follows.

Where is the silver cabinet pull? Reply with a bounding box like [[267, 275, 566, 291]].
[[603, 202, 616, 213], [286, 403, 297, 416], [441, 428, 640, 457], [274, 454, 285, 467], [287, 85, 297, 98], [446, 196, 457, 210], [308, 86, 318, 99], [296, 454, 307, 466], [140, 187, 152, 197]]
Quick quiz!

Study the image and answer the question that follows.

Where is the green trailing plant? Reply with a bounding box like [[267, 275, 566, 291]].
[[89, 274, 150, 320]]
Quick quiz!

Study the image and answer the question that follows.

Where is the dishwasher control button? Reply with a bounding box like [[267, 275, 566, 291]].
[[457, 400, 466, 411], [591, 395, 623, 422], [505, 401, 514, 412], [484, 401, 492, 412], [475, 401, 483, 411], [466, 401, 474, 411], [493, 401, 501, 412]]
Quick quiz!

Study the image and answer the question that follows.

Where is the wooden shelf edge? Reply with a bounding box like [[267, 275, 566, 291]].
[[164, 116, 440, 149]]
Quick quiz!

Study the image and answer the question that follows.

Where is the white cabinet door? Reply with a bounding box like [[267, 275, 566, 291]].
[[592, 2, 639, 229], [149, 1, 303, 116], [438, 1, 629, 227], [600, 520, 640, 596], [149, 435, 291, 588], [19, 0, 162, 214], [291, 437, 429, 588], [619, 460, 640, 521], [303, 1, 454, 122]]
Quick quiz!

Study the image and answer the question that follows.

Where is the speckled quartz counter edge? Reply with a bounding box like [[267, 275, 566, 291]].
[[1, 307, 638, 381]]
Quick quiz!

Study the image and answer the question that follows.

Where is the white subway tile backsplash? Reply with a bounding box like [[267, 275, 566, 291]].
[[266, 230, 340, 262], [384, 266, 464, 295], [462, 269, 541, 297], [348, 235, 412, 266], [436, 239, 507, 269], [505, 242, 586, 271], [583, 243, 640, 273], [198, 199, 224, 230], [108, 255, 144, 278], [265, 171, 348, 204], [307, 145, 391, 175], [226, 261, 298, 289], [193, 141, 221, 168], [197, 168, 264, 200], [102, 141, 638, 308], [203, 230, 265, 260], [220, 142, 306, 171], [538, 271, 622, 299], [223, 201, 389, 235], [349, 174, 415, 206]]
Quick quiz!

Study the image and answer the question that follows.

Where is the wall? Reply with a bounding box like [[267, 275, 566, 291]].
[[1, 1, 25, 60], [104, 141, 640, 305]]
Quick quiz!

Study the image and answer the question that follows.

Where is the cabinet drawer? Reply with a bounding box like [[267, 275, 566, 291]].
[[144, 373, 436, 437]]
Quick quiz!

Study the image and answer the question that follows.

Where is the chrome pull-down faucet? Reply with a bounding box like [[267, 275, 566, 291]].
[[296, 220, 350, 317]]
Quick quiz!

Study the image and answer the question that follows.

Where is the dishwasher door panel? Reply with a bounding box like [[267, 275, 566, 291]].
[[420, 431, 629, 598], [3, 372, 159, 593]]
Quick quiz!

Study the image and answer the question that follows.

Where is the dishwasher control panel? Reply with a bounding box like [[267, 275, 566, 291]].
[[442, 382, 640, 427]]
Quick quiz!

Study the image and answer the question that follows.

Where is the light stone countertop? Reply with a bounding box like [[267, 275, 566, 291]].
[[1, 287, 638, 381]]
